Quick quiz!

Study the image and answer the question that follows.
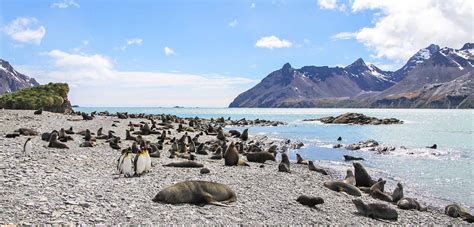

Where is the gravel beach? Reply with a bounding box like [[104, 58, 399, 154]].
[[0, 109, 467, 225]]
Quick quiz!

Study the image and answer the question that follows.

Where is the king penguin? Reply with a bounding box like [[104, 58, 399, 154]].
[[143, 149, 152, 172], [134, 150, 147, 176], [23, 138, 32, 155], [117, 150, 133, 177]]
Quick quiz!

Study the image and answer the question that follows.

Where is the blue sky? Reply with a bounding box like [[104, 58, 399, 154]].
[[1, 0, 472, 107]]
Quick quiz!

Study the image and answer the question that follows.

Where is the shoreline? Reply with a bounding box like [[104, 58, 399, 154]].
[[0, 109, 469, 224]]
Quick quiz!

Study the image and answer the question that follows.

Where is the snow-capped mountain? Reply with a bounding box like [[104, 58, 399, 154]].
[[0, 59, 39, 95], [230, 43, 474, 108]]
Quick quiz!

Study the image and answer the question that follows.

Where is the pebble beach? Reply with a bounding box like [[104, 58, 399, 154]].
[[0, 109, 468, 225]]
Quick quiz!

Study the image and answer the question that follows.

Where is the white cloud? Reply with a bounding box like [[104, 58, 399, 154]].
[[255, 36, 293, 49], [340, 0, 474, 61], [72, 40, 89, 52], [51, 0, 79, 8], [116, 38, 143, 51], [164, 46, 175, 56], [3, 17, 46, 44], [228, 19, 239, 27], [34, 50, 255, 107], [331, 32, 357, 40], [126, 38, 143, 45], [251, 3, 256, 8], [318, 0, 338, 9]]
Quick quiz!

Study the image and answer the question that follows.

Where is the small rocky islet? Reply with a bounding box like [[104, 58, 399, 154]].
[[0, 109, 471, 225], [304, 112, 403, 125]]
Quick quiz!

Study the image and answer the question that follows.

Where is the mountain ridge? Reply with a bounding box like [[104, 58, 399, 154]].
[[0, 59, 39, 95], [229, 43, 474, 109]]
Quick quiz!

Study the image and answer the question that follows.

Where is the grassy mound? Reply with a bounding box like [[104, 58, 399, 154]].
[[0, 82, 72, 113]]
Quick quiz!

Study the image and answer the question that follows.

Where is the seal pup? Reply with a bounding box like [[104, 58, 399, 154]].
[[240, 129, 248, 141], [353, 162, 376, 187], [34, 108, 43, 115], [80, 141, 96, 147], [370, 188, 393, 202], [391, 182, 403, 203], [324, 181, 362, 196], [344, 169, 356, 186], [163, 161, 204, 168], [278, 153, 291, 173], [296, 154, 309, 165], [48, 133, 69, 149], [352, 199, 398, 221], [16, 128, 38, 136], [23, 138, 32, 155], [245, 151, 276, 163], [224, 142, 239, 166], [308, 161, 328, 175], [296, 195, 324, 207], [397, 198, 427, 211], [152, 181, 236, 206]]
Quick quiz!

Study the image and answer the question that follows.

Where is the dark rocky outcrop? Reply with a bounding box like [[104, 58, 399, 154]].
[[305, 113, 403, 125]]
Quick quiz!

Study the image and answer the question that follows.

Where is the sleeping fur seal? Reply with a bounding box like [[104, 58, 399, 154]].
[[152, 181, 236, 206], [163, 161, 203, 168], [352, 199, 398, 221], [296, 195, 324, 207], [324, 181, 362, 196], [397, 197, 427, 211], [245, 151, 275, 163], [445, 204, 474, 223], [353, 162, 376, 187]]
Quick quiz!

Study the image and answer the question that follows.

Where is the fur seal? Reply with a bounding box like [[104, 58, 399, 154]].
[[163, 161, 204, 168], [296, 154, 309, 165], [344, 155, 364, 161], [324, 181, 362, 196], [152, 181, 236, 206], [80, 141, 96, 147], [200, 168, 210, 174], [353, 162, 376, 187], [278, 153, 291, 173], [337, 136, 342, 141], [16, 128, 38, 136], [240, 129, 248, 141], [343, 169, 356, 186], [224, 142, 239, 166], [370, 188, 393, 202], [228, 130, 241, 138], [65, 127, 74, 134], [245, 151, 276, 163], [445, 204, 474, 223], [426, 144, 437, 149], [34, 108, 43, 115], [352, 199, 398, 220], [308, 161, 328, 175], [397, 197, 427, 211], [391, 182, 403, 203], [48, 133, 69, 149], [296, 195, 324, 207]]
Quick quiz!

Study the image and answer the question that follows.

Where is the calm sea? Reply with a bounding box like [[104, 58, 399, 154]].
[[75, 107, 474, 210]]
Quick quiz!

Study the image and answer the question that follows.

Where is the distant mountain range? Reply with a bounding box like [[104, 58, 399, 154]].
[[229, 43, 474, 108], [0, 59, 39, 95]]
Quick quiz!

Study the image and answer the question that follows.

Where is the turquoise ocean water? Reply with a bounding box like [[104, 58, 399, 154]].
[[75, 107, 474, 210]]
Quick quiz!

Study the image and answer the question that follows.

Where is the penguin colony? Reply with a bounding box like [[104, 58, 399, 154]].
[[6, 110, 472, 223]]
